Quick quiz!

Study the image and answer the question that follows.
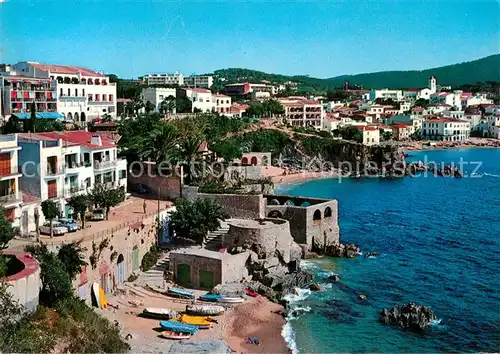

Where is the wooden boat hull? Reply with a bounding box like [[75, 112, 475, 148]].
[[143, 308, 178, 319], [161, 331, 191, 340], [218, 297, 245, 303], [186, 304, 225, 316]]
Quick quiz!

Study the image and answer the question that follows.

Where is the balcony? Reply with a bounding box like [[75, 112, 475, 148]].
[[45, 165, 64, 177], [87, 100, 114, 105], [63, 185, 87, 198], [93, 160, 117, 171], [0, 165, 22, 180], [0, 192, 22, 206], [63, 161, 86, 172], [59, 95, 86, 101]]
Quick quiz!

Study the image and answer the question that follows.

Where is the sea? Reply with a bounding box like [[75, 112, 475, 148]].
[[276, 148, 500, 353]]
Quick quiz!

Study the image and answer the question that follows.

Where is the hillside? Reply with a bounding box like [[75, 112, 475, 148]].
[[213, 54, 500, 90]]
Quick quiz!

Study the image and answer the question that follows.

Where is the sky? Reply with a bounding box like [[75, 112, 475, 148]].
[[0, 0, 499, 78]]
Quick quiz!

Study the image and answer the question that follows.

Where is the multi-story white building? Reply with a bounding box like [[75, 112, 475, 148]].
[[0, 134, 23, 228], [280, 98, 324, 128], [484, 115, 500, 138], [422, 118, 470, 141], [369, 89, 403, 102], [140, 87, 176, 112], [212, 94, 231, 114], [355, 126, 380, 146], [17, 131, 127, 219], [9, 62, 117, 124], [140, 73, 184, 86], [184, 75, 214, 89], [464, 108, 483, 132], [0, 76, 61, 121], [179, 88, 214, 112], [430, 92, 462, 108]]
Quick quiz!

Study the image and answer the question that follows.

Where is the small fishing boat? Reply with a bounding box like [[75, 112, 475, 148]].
[[199, 294, 222, 302], [245, 288, 258, 297], [142, 308, 179, 319], [160, 330, 191, 340], [186, 304, 225, 316], [218, 296, 245, 304], [160, 321, 199, 335], [167, 286, 195, 299], [176, 314, 213, 329]]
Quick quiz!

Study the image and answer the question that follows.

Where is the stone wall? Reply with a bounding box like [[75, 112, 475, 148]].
[[195, 193, 265, 219], [4, 251, 41, 313], [128, 173, 181, 200], [169, 249, 223, 289], [223, 251, 252, 284]]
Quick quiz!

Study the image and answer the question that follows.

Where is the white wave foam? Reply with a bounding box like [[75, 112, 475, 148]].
[[484, 172, 500, 177], [293, 306, 311, 313], [318, 271, 338, 278], [429, 318, 445, 328], [283, 288, 312, 303], [282, 321, 299, 354], [300, 260, 318, 270], [366, 255, 377, 259]]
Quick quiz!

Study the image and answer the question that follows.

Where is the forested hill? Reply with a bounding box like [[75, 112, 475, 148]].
[[213, 54, 500, 90]]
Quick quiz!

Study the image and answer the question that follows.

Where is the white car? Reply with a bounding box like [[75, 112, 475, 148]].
[[92, 208, 105, 221], [39, 221, 68, 236]]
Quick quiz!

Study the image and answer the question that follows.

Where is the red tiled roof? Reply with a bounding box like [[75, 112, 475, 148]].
[[355, 125, 379, 131], [392, 123, 411, 128], [185, 88, 211, 93], [35, 131, 116, 149], [22, 192, 40, 204], [424, 118, 469, 123], [412, 107, 425, 111], [212, 93, 229, 98], [29, 62, 105, 77], [94, 121, 118, 128], [301, 100, 321, 105], [428, 103, 452, 107]]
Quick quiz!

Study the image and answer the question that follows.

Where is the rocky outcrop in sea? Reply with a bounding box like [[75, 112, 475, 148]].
[[379, 302, 438, 331], [325, 243, 360, 258], [406, 161, 463, 178]]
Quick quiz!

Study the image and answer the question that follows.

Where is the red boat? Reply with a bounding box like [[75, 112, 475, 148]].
[[245, 288, 258, 297]]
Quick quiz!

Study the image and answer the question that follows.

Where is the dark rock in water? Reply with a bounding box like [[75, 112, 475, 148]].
[[364, 252, 380, 258], [309, 283, 323, 291], [359, 295, 367, 300], [379, 302, 437, 331], [304, 251, 319, 259], [325, 243, 360, 258], [326, 274, 341, 282], [406, 161, 463, 178]]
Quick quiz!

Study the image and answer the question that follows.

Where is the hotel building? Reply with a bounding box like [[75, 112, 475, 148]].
[[422, 118, 470, 141], [0, 134, 23, 227], [280, 98, 324, 128]]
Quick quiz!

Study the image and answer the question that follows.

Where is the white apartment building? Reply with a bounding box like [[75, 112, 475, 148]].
[[442, 110, 465, 119], [17, 131, 127, 220], [140, 73, 184, 86], [180, 88, 214, 112], [280, 99, 324, 129], [422, 118, 470, 141], [484, 115, 500, 138], [464, 109, 483, 132], [9, 61, 117, 123], [427, 103, 452, 114], [141, 87, 177, 112], [0, 134, 23, 228], [369, 89, 403, 102], [356, 126, 380, 146], [430, 92, 462, 108], [212, 94, 232, 114], [184, 75, 214, 89]]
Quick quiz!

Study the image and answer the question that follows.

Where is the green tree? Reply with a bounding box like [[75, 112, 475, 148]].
[[338, 126, 363, 142], [145, 100, 155, 113], [176, 97, 192, 113], [380, 130, 393, 141], [57, 241, 87, 280], [41, 200, 60, 238], [210, 139, 243, 162], [134, 122, 179, 163], [326, 89, 350, 101], [2, 116, 22, 134], [90, 184, 125, 220], [30, 102, 37, 133], [160, 95, 176, 114], [39, 253, 73, 306], [247, 101, 264, 117], [169, 198, 229, 245], [67, 194, 90, 228], [133, 100, 145, 115], [414, 98, 429, 108], [262, 99, 285, 117], [0, 207, 14, 250]]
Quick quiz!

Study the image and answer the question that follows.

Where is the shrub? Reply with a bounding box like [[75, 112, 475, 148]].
[[141, 245, 161, 271], [39, 253, 73, 307]]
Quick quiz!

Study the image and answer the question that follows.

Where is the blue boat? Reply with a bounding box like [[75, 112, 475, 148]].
[[159, 320, 199, 335], [199, 294, 222, 302], [167, 286, 195, 299]]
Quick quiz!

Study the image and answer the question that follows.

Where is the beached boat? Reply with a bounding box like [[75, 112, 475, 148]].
[[167, 286, 195, 299], [218, 296, 245, 303], [177, 314, 212, 329], [245, 288, 258, 297], [142, 308, 179, 319], [160, 331, 191, 340], [199, 294, 222, 302], [160, 320, 199, 335], [186, 304, 225, 316]]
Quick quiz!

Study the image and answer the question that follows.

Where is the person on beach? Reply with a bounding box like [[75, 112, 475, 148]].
[[143, 200, 147, 214]]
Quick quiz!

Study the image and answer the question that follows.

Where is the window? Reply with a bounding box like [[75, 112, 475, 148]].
[[60, 88, 63, 96], [109, 94, 113, 101], [159, 95, 164, 100], [88, 94, 93, 101], [75, 88, 78, 96], [119, 170, 126, 179], [82, 89, 85, 96], [68, 88, 71, 96], [102, 94, 107, 101]]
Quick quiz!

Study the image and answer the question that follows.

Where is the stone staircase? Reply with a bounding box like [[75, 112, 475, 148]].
[[136, 254, 170, 288], [204, 222, 229, 251]]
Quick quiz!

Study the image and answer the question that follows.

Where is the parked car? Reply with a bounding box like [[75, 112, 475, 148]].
[[57, 218, 79, 232], [39, 221, 68, 236], [129, 183, 149, 194], [92, 208, 105, 221]]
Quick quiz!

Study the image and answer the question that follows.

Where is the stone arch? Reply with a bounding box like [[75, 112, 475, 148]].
[[241, 157, 248, 164], [67, 112, 73, 120], [324, 206, 332, 218], [250, 156, 258, 166], [74, 112, 79, 121], [261, 155, 269, 166], [267, 210, 283, 218], [117, 254, 124, 264], [313, 209, 322, 221], [268, 198, 280, 206]]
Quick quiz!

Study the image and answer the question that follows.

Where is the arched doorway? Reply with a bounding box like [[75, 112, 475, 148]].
[[324, 207, 332, 218], [267, 210, 283, 218], [116, 254, 125, 285], [177, 264, 191, 286], [74, 112, 79, 122], [250, 156, 258, 165], [67, 112, 73, 120], [313, 210, 322, 222], [241, 157, 248, 164], [81, 112, 86, 122], [132, 246, 139, 271], [262, 155, 269, 166]]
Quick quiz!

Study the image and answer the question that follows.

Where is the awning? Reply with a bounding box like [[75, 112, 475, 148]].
[[12, 112, 64, 120]]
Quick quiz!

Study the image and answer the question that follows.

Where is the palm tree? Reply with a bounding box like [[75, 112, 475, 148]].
[[125, 101, 134, 116], [133, 100, 145, 116], [177, 135, 204, 185], [160, 95, 176, 114], [134, 123, 179, 163]]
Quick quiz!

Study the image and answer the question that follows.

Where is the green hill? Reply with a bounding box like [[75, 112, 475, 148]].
[[213, 54, 500, 91]]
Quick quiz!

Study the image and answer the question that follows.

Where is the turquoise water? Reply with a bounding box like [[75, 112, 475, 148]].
[[279, 148, 500, 353]]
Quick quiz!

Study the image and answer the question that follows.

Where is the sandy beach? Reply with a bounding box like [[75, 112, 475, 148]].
[[262, 165, 340, 186], [101, 284, 289, 353]]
